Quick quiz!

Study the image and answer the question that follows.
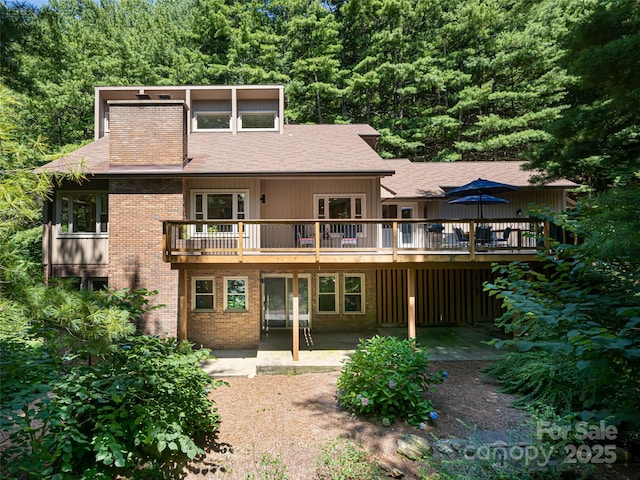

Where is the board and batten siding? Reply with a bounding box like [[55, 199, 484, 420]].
[[51, 237, 109, 265], [376, 268, 503, 326], [260, 178, 381, 219], [425, 189, 566, 219]]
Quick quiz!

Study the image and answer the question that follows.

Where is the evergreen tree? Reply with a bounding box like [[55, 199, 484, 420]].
[[527, 0, 640, 190], [280, 0, 344, 123]]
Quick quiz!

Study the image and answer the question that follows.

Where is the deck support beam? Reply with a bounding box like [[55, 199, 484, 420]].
[[407, 268, 416, 339], [292, 270, 299, 361], [178, 268, 188, 341]]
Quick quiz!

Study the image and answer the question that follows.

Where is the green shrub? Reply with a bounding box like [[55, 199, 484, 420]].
[[336, 335, 445, 426], [484, 350, 581, 412], [0, 335, 226, 479], [315, 438, 382, 480]]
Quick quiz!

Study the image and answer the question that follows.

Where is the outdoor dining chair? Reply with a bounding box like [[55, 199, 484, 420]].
[[493, 227, 512, 247], [454, 227, 470, 247]]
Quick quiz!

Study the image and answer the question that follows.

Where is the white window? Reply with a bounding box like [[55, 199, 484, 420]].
[[314, 195, 365, 220], [343, 274, 365, 313], [194, 112, 231, 131], [238, 112, 278, 131], [225, 277, 248, 311], [58, 191, 108, 236], [193, 191, 247, 220], [191, 190, 248, 235], [317, 274, 338, 313], [193, 278, 215, 311]]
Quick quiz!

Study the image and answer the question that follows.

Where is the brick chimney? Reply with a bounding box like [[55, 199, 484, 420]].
[[108, 100, 188, 168]]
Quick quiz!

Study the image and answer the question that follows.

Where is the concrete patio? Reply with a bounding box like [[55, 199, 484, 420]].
[[201, 326, 505, 378]]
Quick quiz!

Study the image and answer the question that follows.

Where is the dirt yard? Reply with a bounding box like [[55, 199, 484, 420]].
[[185, 360, 529, 479]]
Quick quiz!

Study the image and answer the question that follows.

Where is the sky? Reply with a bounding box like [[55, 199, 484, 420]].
[[10, 0, 52, 8]]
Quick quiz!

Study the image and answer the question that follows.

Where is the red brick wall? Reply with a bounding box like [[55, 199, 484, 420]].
[[186, 269, 376, 350], [108, 179, 183, 336], [186, 269, 261, 350], [109, 102, 186, 167], [311, 271, 378, 333]]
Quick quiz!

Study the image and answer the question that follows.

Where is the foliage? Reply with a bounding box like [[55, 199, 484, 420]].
[[484, 192, 640, 427], [315, 438, 382, 480], [483, 350, 581, 412], [0, 334, 226, 479], [2, 0, 601, 163], [246, 453, 289, 480], [417, 414, 591, 480], [336, 335, 446, 426], [527, 0, 640, 190]]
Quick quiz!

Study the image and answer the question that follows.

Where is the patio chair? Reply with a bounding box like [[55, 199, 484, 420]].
[[493, 227, 512, 247], [454, 227, 470, 247], [475, 225, 493, 246], [341, 224, 358, 247], [295, 225, 314, 247]]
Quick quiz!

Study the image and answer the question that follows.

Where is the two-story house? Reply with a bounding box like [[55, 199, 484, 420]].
[[41, 84, 575, 358]]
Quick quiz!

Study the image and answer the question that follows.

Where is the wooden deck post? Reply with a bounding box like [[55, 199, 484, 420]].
[[292, 270, 300, 361], [178, 268, 188, 341], [407, 268, 416, 339]]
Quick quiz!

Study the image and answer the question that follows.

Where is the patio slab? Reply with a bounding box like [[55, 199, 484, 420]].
[[202, 326, 505, 377]]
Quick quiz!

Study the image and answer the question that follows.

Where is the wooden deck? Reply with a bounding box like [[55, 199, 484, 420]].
[[163, 218, 548, 265]]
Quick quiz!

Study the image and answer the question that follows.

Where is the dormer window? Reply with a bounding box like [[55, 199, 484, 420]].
[[194, 112, 232, 131], [238, 112, 278, 131]]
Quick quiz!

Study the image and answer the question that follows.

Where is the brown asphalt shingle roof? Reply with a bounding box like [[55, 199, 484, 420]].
[[380, 159, 577, 199], [40, 126, 577, 197], [41, 124, 393, 176]]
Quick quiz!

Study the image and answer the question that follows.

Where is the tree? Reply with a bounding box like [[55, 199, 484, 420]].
[[485, 0, 640, 429], [281, 0, 344, 123], [526, 0, 640, 190], [0, 86, 226, 479]]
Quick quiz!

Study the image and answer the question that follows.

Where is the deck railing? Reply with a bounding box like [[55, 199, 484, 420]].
[[163, 218, 549, 263]]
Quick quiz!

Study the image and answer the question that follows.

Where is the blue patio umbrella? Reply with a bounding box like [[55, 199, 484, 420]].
[[445, 178, 518, 198], [445, 178, 517, 218], [448, 194, 509, 218]]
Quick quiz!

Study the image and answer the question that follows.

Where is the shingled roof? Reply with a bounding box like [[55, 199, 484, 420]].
[[41, 124, 394, 177], [380, 159, 577, 199]]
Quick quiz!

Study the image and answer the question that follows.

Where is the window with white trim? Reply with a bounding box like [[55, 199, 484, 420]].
[[225, 277, 247, 311], [343, 274, 365, 313], [192, 190, 248, 234], [58, 191, 108, 235], [315, 195, 365, 220], [193, 278, 215, 311], [238, 112, 278, 131], [317, 274, 338, 313], [194, 112, 232, 131]]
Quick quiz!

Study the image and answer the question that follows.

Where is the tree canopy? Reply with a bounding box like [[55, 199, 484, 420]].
[[6, 0, 633, 188]]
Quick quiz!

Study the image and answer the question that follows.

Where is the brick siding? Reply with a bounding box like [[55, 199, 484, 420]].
[[108, 179, 183, 336], [187, 269, 261, 350], [186, 269, 376, 350], [109, 102, 187, 167]]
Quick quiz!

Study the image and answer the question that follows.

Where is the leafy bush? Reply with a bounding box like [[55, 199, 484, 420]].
[[336, 335, 445, 426], [315, 438, 382, 480], [483, 194, 640, 428], [0, 335, 226, 479], [484, 350, 581, 412]]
